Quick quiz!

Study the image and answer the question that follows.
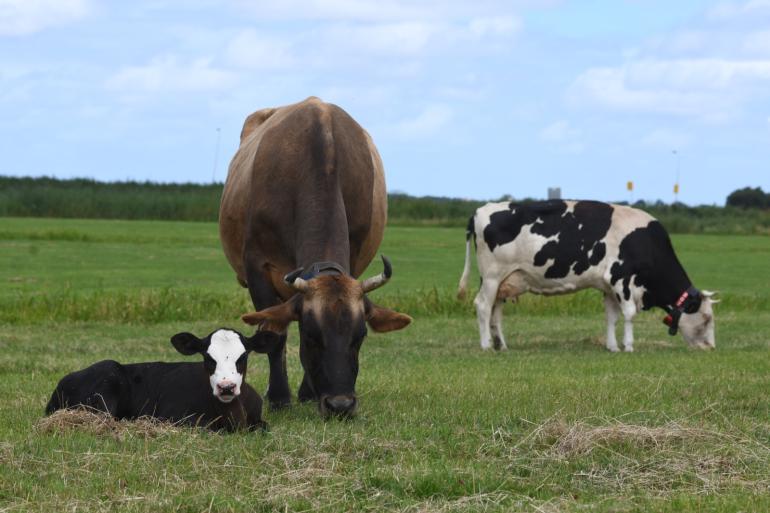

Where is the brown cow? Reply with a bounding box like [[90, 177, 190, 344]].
[[219, 97, 411, 417]]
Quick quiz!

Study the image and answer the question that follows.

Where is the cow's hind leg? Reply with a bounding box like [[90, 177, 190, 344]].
[[46, 360, 128, 418], [603, 294, 620, 352], [245, 258, 291, 410], [473, 278, 499, 350], [489, 300, 508, 351]]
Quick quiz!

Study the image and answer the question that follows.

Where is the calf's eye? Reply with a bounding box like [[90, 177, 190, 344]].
[[203, 354, 216, 374], [235, 353, 248, 373]]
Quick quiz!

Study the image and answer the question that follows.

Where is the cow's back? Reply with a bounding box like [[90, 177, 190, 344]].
[[474, 200, 655, 294], [45, 360, 131, 417], [219, 97, 386, 296]]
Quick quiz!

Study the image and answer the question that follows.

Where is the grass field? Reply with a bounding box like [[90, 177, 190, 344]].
[[0, 217, 768, 512]]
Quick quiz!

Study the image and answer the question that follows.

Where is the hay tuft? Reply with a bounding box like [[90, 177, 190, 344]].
[[538, 418, 715, 457], [35, 408, 186, 440]]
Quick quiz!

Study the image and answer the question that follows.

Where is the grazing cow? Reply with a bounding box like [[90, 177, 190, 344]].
[[219, 97, 411, 418], [458, 200, 718, 352], [45, 329, 281, 432]]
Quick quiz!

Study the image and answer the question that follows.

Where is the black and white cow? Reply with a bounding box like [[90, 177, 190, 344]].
[[45, 328, 282, 431], [458, 200, 718, 352]]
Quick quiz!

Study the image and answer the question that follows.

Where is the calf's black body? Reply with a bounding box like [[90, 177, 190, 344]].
[[45, 328, 282, 431], [46, 360, 265, 432]]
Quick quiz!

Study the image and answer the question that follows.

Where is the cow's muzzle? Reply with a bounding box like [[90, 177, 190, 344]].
[[216, 383, 238, 402], [319, 394, 357, 418]]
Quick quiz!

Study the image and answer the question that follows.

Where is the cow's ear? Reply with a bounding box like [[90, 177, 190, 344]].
[[243, 330, 283, 354], [171, 332, 205, 355], [365, 299, 412, 333], [241, 297, 299, 334]]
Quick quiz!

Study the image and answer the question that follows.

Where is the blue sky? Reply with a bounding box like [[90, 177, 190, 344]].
[[1, 0, 769, 205]]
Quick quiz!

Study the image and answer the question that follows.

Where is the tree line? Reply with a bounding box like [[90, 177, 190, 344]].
[[0, 176, 767, 234]]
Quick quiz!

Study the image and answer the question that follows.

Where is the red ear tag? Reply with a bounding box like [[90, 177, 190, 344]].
[[663, 315, 673, 326]]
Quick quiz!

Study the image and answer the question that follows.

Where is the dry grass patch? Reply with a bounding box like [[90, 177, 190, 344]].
[[537, 418, 716, 457], [520, 417, 770, 496], [35, 408, 187, 440]]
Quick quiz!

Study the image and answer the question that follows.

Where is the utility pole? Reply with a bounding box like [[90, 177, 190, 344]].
[[672, 149, 680, 204], [212, 127, 221, 183]]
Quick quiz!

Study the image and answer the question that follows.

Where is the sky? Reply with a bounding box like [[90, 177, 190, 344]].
[[1, 0, 769, 205]]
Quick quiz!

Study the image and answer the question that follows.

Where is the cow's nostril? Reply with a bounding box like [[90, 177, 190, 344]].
[[218, 384, 236, 394]]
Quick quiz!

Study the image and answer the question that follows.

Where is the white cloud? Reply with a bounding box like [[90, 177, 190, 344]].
[[233, 0, 540, 23], [323, 21, 439, 58], [0, 0, 89, 36], [743, 30, 770, 55], [708, 0, 770, 20], [105, 55, 237, 95], [468, 16, 520, 38], [640, 129, 692, 149], [539, 120, 573, 141], [539, 120, 583, 152], [395, 104, 453, 138], [224, 29, 296, 70], [569, 59, 770, 120], [314, 16, 519, 63]]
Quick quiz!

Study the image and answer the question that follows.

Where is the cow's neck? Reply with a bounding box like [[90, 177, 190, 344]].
[[642, 253, 693, 311], [294, 173, 351, 272]]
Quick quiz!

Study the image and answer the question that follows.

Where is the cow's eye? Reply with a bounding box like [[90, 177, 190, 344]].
[[203, 354, 216, 374], [235, 353, 248, 373]]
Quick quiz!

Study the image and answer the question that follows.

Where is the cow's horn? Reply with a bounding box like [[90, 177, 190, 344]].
[[361, 255, 392, 293], [284, 267, 310, 293]]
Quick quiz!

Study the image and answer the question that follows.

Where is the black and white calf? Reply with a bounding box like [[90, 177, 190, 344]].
[[458, 200, 718, 352], [45, 328, 282, 431]]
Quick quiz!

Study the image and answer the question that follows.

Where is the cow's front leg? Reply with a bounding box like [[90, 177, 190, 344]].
[[490, 299, 508, 351], [621, 301, 637, 352], [265, 335, 291, 409], [473, 279, 499, 350], [245, 258, 292, 410], [297, 372, 317, 403], [603, 294, 620, 352]]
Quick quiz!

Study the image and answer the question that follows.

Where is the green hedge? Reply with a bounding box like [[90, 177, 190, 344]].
[[1, 176, 768, 234]]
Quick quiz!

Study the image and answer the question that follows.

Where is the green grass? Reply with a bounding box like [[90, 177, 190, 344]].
[[0, 217, 769, 512]]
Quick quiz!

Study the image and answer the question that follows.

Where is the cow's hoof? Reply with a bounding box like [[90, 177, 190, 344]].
[[267, 397, 291, 411], [606, 346, 620, 353], [624, 346, 634, 353]]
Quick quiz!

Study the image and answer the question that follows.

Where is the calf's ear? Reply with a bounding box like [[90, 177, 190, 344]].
[[171, 332, 205, 355], [243, 330, 283, 354], [241, 296, 299, 334], [365, 299, 412, 333]]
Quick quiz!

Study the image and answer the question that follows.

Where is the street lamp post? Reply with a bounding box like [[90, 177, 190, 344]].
[[672, 149, 681, 204]]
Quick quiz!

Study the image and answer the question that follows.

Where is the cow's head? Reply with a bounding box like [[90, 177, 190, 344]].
[[171, 328, 282, 403], [675, 290, 719, 350], [241, 256, 412, 418]]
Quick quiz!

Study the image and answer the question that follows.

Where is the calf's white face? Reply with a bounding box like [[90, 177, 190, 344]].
[[171, 327, 282, 404], [205, 330, 247, 403]]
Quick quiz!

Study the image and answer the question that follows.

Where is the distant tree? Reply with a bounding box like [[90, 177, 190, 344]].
[[726, 187, 768, 209]]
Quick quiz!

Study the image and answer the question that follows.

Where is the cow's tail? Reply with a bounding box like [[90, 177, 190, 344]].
[[457, 215, 475, 300]]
